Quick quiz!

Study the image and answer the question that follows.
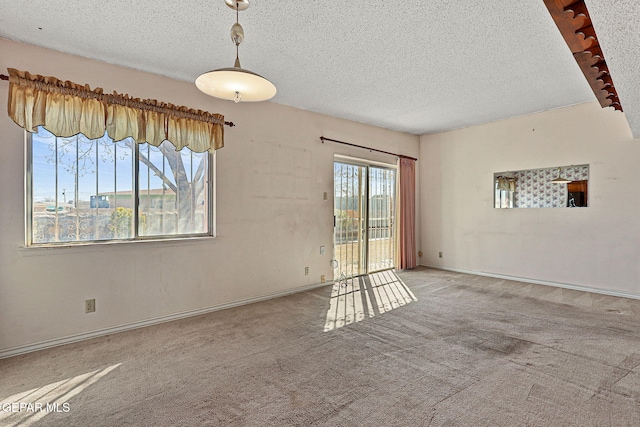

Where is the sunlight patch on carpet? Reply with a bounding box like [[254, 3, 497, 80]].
[[324, 270, 417, 332], [0, 363, 121, 426]]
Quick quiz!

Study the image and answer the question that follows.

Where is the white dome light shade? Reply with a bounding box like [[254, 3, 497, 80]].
[[195, 67, 276, 102]]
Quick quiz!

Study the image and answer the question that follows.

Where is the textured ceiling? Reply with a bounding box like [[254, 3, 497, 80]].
[[586, 0, 640, 137], [0, 0, 630, 136]]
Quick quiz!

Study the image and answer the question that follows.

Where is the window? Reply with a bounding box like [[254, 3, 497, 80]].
[[27, 127, 213, 245]]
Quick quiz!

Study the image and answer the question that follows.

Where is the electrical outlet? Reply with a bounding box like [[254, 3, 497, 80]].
[[305, 267, 309, 276], [85, 299, 95, 313], [321, 275, 326, 283], [439, 251, 443, 258], [323, 192, 328, 201], [320, 246, 325, 255]]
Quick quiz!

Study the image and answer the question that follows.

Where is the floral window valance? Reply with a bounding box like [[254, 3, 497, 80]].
[[6, 68, 229, 152]]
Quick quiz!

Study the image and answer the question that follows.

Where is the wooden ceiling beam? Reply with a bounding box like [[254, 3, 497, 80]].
[[543, 0, 622, 111]]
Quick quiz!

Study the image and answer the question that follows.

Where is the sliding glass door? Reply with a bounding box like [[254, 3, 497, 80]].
[[334, 162, 367, 278], [333, 160, 396, 280], [367, 167, 396, 272]]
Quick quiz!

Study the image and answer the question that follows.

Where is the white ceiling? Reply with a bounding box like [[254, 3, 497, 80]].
[[0, 0, 635, 136], [586, 0, 640, 138]]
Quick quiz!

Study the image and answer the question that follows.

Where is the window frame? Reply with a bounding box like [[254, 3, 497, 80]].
[[25, 129, 216, 247]]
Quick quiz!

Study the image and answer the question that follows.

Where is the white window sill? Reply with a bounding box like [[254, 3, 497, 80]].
[[18, 235, 216, 257]]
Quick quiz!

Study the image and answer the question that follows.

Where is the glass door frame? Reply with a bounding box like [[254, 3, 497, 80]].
[[333, 155, 397, 281]]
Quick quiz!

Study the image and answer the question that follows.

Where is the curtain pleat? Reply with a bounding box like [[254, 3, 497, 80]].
[[145, 110, 167, 147], [106, 104, 146, 143], [399, 157, 417, 270], [79, 98, 107, 139], [7, 68, 224, 152]]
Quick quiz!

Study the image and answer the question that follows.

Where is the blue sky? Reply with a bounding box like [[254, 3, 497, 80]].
[[31, 127, 198, 205]]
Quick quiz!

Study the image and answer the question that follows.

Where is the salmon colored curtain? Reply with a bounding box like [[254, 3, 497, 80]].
[[7, 68, 224, 152], [399, 157, 416, 269]]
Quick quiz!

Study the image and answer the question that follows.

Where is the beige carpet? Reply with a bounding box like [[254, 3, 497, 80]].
[[2, 267, 640, 426]]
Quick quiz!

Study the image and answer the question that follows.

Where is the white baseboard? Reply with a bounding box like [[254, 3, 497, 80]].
[[425, 265, 640, 301], [0, 281, 332, 360]]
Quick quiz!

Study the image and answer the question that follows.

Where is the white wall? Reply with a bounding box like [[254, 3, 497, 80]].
[[0, 38, 419, 354], [419, 101, 640, 295]]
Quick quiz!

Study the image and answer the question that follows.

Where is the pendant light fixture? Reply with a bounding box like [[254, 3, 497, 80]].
[[195, 0, 276, 103], [550, 167, 571, 184]]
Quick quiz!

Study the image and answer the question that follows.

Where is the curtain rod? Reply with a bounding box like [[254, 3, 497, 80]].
[[0, 73, 235, 128], [319, 136, 417, 161]]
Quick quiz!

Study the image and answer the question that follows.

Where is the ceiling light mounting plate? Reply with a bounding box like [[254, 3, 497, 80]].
[[225, 0, 249, 11]]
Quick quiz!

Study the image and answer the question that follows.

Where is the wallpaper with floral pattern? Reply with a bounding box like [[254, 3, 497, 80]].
[[514, 165, 589, 208]]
